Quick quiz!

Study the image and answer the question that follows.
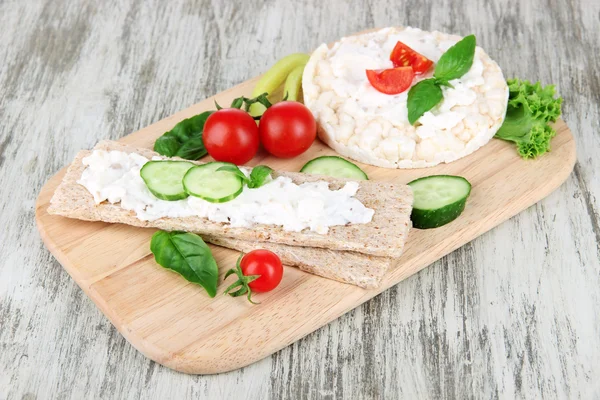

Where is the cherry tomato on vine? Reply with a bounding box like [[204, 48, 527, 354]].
[[258, 101, 317, 158], [240, 250, 283, 292], [224, 250, 284, 304]]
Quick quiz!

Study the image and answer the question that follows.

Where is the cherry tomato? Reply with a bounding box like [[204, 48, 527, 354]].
[[240, 250, 283, 292], [203, 108, 259, 165], [258, 101, 317, 158], [390, 41, 433, 75], [365, 67, 415, 95]]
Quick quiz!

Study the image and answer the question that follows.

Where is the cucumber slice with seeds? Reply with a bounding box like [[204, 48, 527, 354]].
[[183, 162, 244, 203], [300, 156, 368, 180], [140, 161, 195, 201], [408, 175, 471, 229]]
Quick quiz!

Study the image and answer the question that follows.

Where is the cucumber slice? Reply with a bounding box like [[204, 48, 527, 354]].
[[300, 156, 368, 180], [183, 162, 244, 203], [140, 161, 195, 201], [408, 175, 471, 229]]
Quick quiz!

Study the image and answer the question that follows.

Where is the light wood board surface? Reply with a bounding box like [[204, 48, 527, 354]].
[[2, 0, 600, 398], [35, 72, 576, 373]]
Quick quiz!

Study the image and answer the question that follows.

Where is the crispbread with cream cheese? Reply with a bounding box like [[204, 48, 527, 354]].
[[48, 140, 412, 259]]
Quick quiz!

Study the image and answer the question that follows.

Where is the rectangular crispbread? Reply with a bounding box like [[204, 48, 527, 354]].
[[203, 235, 395, 288], [48, 140, 413, 258]]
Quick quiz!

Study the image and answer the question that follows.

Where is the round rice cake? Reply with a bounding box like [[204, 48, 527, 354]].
[[302, 27, 509, 169]]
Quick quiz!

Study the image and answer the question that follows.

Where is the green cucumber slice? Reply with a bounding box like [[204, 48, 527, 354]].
[[140, 160, 195, 201], [183, 162, 244, 203], [407, 175, 471, 229], [300, 156, 368, 180]]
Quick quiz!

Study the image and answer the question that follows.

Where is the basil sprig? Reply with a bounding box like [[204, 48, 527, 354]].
[[154, 111, 213, 160], [247, 165, 274, 188], [407, 35, 476, 125], [216, 164, 273, 189], [150, 231, 219, 297]]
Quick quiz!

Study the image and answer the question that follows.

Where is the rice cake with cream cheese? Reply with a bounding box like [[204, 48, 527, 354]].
[[302, 27, 509, 168]]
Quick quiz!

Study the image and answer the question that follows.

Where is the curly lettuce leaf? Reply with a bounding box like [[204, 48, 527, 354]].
[[495, 79, 563, 159]]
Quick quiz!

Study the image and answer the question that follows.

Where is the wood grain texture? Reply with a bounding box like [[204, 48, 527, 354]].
[[1, 0, 599, 398], [34, 80, 575, 374]]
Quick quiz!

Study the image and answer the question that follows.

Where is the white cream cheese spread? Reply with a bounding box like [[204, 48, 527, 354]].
[[78, 150, 374, 234]]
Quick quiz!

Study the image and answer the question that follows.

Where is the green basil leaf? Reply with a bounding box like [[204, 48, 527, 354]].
[[434, 34, 476, 81], [407, 79, 444, 125], [153, 111, 213, 160], [154, 135, 180, 157], [169, 112, 212, 142], [216, 164, 250, 183], [434, 78, 454, 89], [175, 136, 207, 160], [248, 165, 273, 188], [150, 231, 218, 297]]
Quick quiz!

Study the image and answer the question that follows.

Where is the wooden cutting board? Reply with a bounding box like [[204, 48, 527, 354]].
[[35, 73, 576, 374]]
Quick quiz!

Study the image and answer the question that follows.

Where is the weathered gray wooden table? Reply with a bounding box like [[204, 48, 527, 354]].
[[1, 0, 598, 398]]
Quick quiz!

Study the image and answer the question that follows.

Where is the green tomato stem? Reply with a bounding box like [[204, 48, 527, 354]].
[[223, 253, 261, 304]]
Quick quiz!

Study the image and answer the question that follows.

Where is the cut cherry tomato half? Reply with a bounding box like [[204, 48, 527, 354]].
[[390, 41, 433, 75], [365, 67, 415, 95]]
